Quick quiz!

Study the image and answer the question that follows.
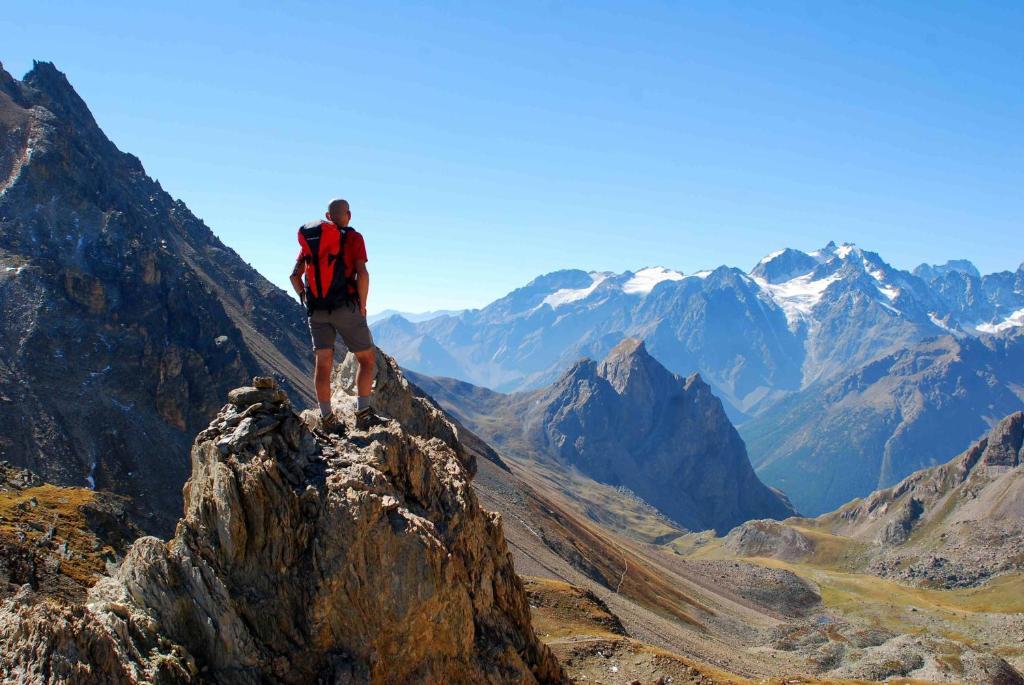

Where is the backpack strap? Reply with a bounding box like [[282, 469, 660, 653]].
[[298, 221, 325, 302]]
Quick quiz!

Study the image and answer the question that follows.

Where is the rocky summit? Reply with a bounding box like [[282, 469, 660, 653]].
[[529, 339, 795, 533], [0, 370, 565, 684], [412, 338, 795, 535], [0, 62, 314, 535]]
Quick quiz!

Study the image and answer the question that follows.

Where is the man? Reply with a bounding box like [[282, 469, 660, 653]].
[[289, 198, 378, 432]]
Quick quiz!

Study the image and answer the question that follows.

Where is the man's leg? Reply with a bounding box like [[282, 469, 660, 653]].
[[308, 311, 338, 419], [353, 348, 376, 410], [314, 348, 334, 415]]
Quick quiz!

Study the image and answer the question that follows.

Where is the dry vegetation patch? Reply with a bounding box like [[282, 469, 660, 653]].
[[0, 464, 140, 602]]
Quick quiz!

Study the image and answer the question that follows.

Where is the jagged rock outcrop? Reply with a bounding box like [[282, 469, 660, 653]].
[[528, 338, 796, 533], [332, 348, 510, 475], [0, 61, 313, 534], [0, 371, 565, 684]]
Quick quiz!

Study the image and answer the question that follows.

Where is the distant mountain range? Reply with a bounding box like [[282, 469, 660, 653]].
[[373, 242, 1024, 514], [409, 338, 795, 534], [372, 243, 1024, 419], [367, 308, 465, 324]]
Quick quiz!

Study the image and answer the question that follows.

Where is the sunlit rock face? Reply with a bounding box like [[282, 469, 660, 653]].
[[0, 373, 566, 684]]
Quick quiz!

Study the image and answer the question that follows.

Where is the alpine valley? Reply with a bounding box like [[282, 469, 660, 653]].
[[373, 243, 1024, 514], [2, 61, 1024, 684]]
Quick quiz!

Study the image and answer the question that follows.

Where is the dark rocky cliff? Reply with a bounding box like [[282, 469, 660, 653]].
[[0, 61, 314, 534]]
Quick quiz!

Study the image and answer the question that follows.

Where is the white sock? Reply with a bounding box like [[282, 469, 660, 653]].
[[356, 396, 371, 412], [319, 401, 332, 417]]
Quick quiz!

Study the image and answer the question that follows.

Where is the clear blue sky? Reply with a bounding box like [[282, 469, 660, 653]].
[[4, 1, 1022, 313]]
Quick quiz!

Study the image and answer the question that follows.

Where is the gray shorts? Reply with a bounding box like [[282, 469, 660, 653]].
[[308, 304, 374, 353]]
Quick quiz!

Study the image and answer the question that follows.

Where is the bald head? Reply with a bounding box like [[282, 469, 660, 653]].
[[327, 198, 351, 226]]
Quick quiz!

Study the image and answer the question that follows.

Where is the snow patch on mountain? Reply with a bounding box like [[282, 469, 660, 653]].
[[835, 243, 857, 259], [976, 308, 1024, 334], [542, 272, 611, 308], [622, 266, 685, 294], [753, 272, 842, 327], [863, 260, 901, 301]]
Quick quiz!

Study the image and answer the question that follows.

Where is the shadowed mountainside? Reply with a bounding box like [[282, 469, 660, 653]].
[[0, 62, 314, 534]]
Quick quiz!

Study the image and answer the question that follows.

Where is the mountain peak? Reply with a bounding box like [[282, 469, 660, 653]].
[[532, 339, 796, 532], [750, 247, 820, 284], [914, 259, 981, 281], [607, 336, 647, 358], [0, 61, 22, 100], [19, 61, 103, 137], [0, 60, 317, 533], [595, 337, 684, 402], [833, 242, 860, 259], [808, 240, 861, 261], [979, 411, 1023, 467]]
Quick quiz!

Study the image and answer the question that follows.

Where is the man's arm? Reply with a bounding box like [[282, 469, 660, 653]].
[[289, 259, 305, 304], [355, 260, 369, 318]]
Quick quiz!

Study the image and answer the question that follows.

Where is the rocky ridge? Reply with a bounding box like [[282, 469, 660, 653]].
[[0, 368, 565, 684], [726, 411, 1024, 589]]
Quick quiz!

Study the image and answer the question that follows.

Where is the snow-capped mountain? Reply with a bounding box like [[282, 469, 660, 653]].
[[372, 241, 1023, 518], [755, 242, 1024, 338], [371, 242, 1024, 419]]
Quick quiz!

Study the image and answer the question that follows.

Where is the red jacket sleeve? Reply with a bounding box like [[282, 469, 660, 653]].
[[351, 232, 368, 263]]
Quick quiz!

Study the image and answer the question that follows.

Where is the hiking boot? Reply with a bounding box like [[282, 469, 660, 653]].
[[319, 412, 345, 436], [354, 407, 384, 431]]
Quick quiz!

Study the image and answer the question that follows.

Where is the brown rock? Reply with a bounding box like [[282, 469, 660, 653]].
[[1, 357, 566, 684], [226, 386, 286, 407]]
